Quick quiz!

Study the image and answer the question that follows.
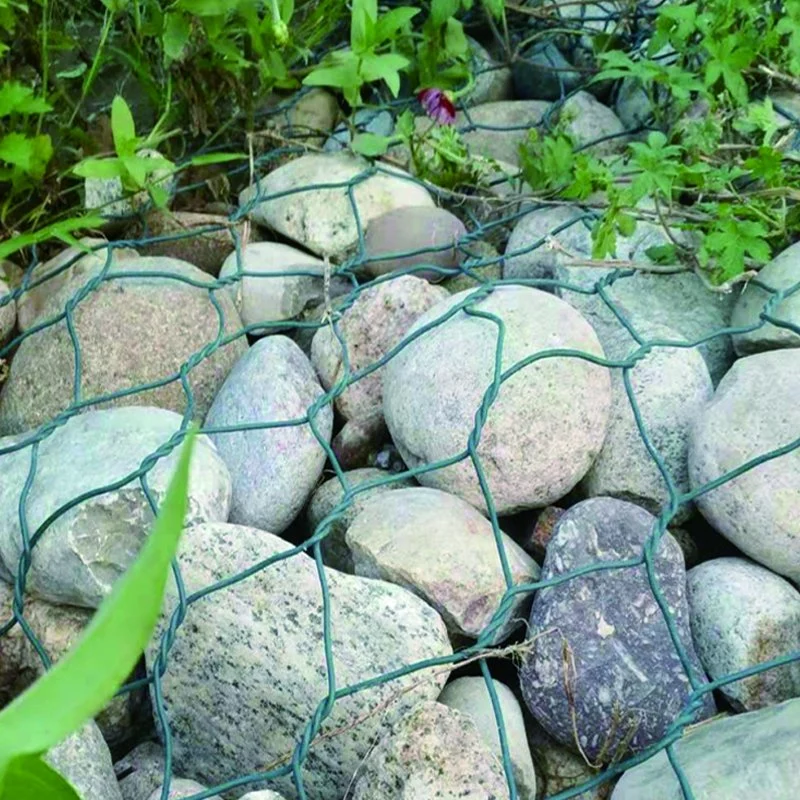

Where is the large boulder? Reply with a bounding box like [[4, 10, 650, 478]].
[[383, 286, 612, 515], [205, 336, 332, 534], [0, 256, 247, 435], [0, 278, 14, 345], [520, 498, 715, 763], [147, 523, 452, 800], [689, 350, 800, 583]]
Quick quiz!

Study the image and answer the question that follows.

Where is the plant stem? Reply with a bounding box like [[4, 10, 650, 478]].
[[69, 9, 116, 127], [36, 0, 50, 135]]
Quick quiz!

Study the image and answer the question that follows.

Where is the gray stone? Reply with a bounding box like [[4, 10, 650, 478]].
[[46, 721, 123, 800], [383, 286, 612, 515], [263, 88, 339, 148], [0, 582, 145, 748], [512, 41, 582, 101], [439, 677, 537, 799], [363, 206, 467, 281], [773, 91, 800, 152], [331, 410, 388, 469], [520, 497, 715, 763], [218, 241, 345, 329], [306, 468, 414, 572], [503, 205, 736, 384], [346, 487, 539, 642], [116, 742, 166, 800], [689, 350, 800, 583], [465, 37, 514, 106], [240, 793, 287, 800], [205, 336, 332, 534], [239, 153, 433, 260], [441, 240, 502, 294], [581, 322, 713, 520], [311, 275, 449, 420], [559, 91, 629, 156], [350, 702, 509, 799], [731, 241, 800, 355], [84, 148, 177, 219], [687, 557, 800, 711], [611, 698, 800, 800], [0, 256, 247, 435], [324, 107, 393, 152], [147, 522, 452, 800], [147, 780, 221, 799], [1, 278, 14, 345], [0, 406, 231, 607]]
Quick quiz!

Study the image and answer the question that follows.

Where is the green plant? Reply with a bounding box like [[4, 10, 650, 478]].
[[0, 429, 197, 799]]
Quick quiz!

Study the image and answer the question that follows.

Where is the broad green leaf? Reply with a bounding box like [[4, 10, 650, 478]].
[[374, 7, 419, 42], [188, 152, 247, 166], [177, 0, 229, 16], [0, 133, 52, 178], [353, 0, 378, 23], [1, 755, 80, 800], [163, 12, 191, 61], [55, 63, 88, 79], [111, 96, 137, 158], [0, 215, 106, 261], [481, 0, 504, 20], [431, 0, 460, 26], [645, 244, 678, 264], [0, 429, 197, 757], [359, 52, 410, 82], [280, 0, 294, 23], [303, 56, 362, 91], [352, 132, 391, 156], [72, 157, 125, 179], [0, 82, 52, 116], [444, 17, 468, 58], [351, 4, 373, 53], [101, 0, 130, 10]]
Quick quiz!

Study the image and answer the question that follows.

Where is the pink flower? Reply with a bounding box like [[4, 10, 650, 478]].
[[418, 88, 456, 125]]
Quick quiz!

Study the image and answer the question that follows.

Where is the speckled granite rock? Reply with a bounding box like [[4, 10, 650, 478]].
[[520, 497, 715, 763], [146, 779, 221, 799], [331, 410, 388, 469], [0, 406, 231, 608], [116, 741, 166, 800], [147, 523, 452, 800]]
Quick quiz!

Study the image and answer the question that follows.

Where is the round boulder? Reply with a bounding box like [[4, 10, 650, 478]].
[[689, 350, 800, 583], [383, 286, 612, 515], [0, 277, 14, 345]]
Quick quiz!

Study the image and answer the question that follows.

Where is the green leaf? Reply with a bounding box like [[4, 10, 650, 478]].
[[350, 3, 374, 53], [645, 244, 678, 264], [0, 133, 52, 178], [303, 55, 361, 92], [444, 17, 468, 58], [72, 157, 125, 180], [359, 52, 410, 88], [481, 0, 504, 20], [55, 63, 88, 79], [188, 152, 247, 166], [177, 0, 229, 15], [101, 0, 130, 11], [111, 96, 137, 158], [616, 213, 636, 237], [280, 0, 294, 23], [163, 12, 191, 61], [0, 215, 106, 261], [374, 7, 419, 42], [352, 132, 391, 156], [1, 755, 81, 800], [353, 0, 378, 23], [0, 429, 197, 758], [0, 82, 52, 116]]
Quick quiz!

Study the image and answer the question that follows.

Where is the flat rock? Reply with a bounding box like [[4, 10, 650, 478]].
[[205, 335, 332, 534], [581, 322, 713, 520], [558, 92, 629, 156], [689, 350, 800, 582], [731, 241, 800, 355], [520, 497, 715, 763], [383, 286, 612, 515], [239, 153, 433, 260], [687, 557, 800, 710], [147, 780, 221, 799], [0, 256, 247, 435], [346, 487, 539, 642], [147, 522, 452, 800], [350, 702, 510, 799], [439, 677, 537, 799], [611, 698, 800, 800], [311, 275, 449, 420], [46, 721, 123, 800], [306, 468, 414, 572], [0, 406, 231, 607]]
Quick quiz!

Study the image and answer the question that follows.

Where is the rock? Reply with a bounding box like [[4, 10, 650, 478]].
[[558, 92, 629, 156], [611, 698, 800, 799], [520, 497, 715, 763], [503, 205, 736, 384], [441, 240, 502, 294], [466, 37, 514, 106], [15, 238, 139, 332], [205, 336, 332, 534], [324, 107, 393, 152], [363, 206, 467, 280], [240, 793, 288, 800], [266, 87, 339, 148], [116, 741, 166, 800], [0, 256, 247, 434], [311, 275, 449, 420], [731, 241, 800, 355], [345, 487, 539, 642], [136, 211, 259, 276], [613, 45, 677, 131], [581, 322, 713, 520], [512, 41, 582, 101], [218, 241, 348, 329], [0, 278, 14, 345], [306, 468, 414, 571], [383, 286, 612, 515], [84, 148, 177, 219], [670, 526, 700, 569], [240, 153, 433, 260], [147, 522, 452, 800], [524, 506, 565, 563], [0, 406, 231, 607], [687, 557, 800, 711], [0, 582, 145, 747], [349, 702, 509, 799], [292, 295, 350, 356], [689, 350, 800, 582], [332, 410, 388, 469], [773, 90, 800, 152], [439, 677, 537, 799], [46, 721, 123, 800], [147, 780, 221, 799], [455, 101, 550, 166]]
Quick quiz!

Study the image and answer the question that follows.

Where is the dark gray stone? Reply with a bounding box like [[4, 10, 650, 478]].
[[520, 497, 715, 763], [323, 108, 393, 152], [513, 41, 582, 101]]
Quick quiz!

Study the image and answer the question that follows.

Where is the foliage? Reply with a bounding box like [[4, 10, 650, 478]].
[[0, 429, 197, 798]]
